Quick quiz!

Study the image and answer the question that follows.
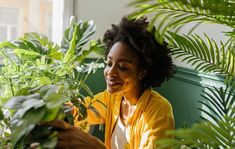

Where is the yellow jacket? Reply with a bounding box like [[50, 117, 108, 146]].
[[74, 88, 174, 149]]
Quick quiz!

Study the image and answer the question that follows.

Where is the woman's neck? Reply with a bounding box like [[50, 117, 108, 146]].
[[121, 87, 145, 105]]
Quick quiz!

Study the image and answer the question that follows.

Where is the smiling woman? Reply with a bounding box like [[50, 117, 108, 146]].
[[51, 15, 176, 149]]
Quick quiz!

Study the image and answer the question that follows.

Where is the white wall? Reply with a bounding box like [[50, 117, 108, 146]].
[[74, 0, 134, 40]]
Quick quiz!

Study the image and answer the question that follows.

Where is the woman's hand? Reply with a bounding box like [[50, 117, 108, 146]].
[[50, 119, 106, 149]]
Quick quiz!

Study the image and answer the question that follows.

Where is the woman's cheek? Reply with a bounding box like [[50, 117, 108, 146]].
[[103, 67, 109, 77]]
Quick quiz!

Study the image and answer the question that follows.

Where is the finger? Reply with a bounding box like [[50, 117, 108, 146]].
[[63, 102, 79, 117], [56, 140, 67, 149], [64, 101, 75, 107], [30, 142, 40, 149], [49, 119, 71, 130], [56, 131, 74, 149]]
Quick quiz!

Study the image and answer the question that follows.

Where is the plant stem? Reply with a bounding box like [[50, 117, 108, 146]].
[[9, 78, 14, 96]]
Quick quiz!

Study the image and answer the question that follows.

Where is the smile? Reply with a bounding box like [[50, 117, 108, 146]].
[[106, 79, 122, 87]]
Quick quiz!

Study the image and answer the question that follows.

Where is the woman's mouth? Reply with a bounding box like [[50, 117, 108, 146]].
[[106, 79, 122, 87]]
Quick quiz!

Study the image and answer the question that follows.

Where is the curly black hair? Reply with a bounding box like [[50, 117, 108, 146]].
[[103, 16, 176, 88]]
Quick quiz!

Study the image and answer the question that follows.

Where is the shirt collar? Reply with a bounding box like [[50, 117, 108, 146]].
[[135, 88, 152, 111]]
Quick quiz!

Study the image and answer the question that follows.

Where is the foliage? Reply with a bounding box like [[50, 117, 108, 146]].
[[129, 0, 235, 35], [4, 85, 69, 148], [0, 19, 105, 148], [130, 0, 235, 148]]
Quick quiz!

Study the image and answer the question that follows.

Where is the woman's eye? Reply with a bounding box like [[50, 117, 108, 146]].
[[106, 62, 112, 67], [119, 66, 128, 71]]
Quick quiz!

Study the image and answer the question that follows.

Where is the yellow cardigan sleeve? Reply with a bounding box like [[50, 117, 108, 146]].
[[73, 91, 108, 127]]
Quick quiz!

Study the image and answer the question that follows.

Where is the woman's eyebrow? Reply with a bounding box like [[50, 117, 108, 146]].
[[108, 56, 133, 64], [118, 59, 133, 64]]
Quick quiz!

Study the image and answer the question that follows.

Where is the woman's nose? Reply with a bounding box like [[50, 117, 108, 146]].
[[107, 65, 118, 76]]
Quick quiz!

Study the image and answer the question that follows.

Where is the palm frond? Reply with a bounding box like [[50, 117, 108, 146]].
[[166, 32, 235, 79], [158, 85, 235, 148], [157, 116, 235, 148], [130, 0, 235, 34], [199, 85, 235, 123]]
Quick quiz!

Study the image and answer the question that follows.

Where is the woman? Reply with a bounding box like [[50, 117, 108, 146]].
[[52, 16, 175, 149]]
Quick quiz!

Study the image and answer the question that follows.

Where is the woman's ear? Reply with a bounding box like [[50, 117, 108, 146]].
[[138, 70, 147, 80]]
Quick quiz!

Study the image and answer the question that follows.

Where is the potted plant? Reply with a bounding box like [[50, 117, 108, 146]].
[[0, 18, 105, 148], [130, 0, 235, 148]]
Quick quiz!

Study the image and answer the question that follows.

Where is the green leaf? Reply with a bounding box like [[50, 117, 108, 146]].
[[14, 48, 41, 56], [11, 107, 46, 148], [0, 41, 17, 49], [39, 85, 61, 99], [39, 85, 69, 121], [37, 77, 52, 85], [15, 87, 31, 96], [12, 99, 45, 123], [63, 24, 78, 63], [4, 94, 41, 110], [44, 92, 68, 110]]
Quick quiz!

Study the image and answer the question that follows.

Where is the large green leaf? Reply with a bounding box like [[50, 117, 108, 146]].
[[11, 107, 46, 148], [43, 93, 69, 121], [0, 41, 17, 49], [76, 40, 105, 62], [4, 94, 42, 110], [62, 20, 96, 63]]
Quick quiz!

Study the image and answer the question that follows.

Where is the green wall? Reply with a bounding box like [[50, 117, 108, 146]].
[[156, 67, 203, 128]]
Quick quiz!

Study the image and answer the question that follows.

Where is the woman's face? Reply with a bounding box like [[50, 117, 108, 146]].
[[104, 42, 145, 94]]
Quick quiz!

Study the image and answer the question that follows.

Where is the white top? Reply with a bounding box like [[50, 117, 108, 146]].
[[110, 117, 129, 149]]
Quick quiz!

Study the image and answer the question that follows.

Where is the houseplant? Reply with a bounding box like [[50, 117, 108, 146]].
[[0, 18, 105, 148], [130, 0, 235, 148]]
